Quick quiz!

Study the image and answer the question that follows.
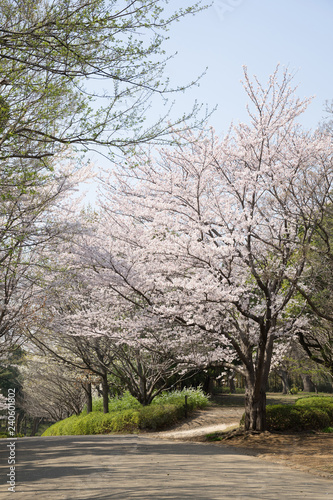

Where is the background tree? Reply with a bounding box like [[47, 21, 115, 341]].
[[0, 154, 91, 350], [0, 0, 206, 163], [19, 355, 88, 425], [0, 0, 207, 355], [30, 253, 207, 406], [295, 208, 333, 376]]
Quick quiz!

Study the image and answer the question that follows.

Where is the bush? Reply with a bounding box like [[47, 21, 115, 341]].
[[42, 410, 141, 436], [42, 387, 208, 436], [295, 395, 333, 406], [43, 415, 79, 436], [295, 396, 333, 409], [0, 432, 24, 439], [295, 396, 333, 423], [81, 391, 142, 415], [265, 404, 331, 432], [152, 387, 209, 411], [139, 404, 183, 430], [100, 410, 140, 433], [300, 408, 330, 430], [70, 413, 104, 435], [266, 405, 302, 431]]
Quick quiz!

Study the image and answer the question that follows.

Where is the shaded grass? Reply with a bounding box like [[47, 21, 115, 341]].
[[212, 392, 333, 408], [207, 394, 333, 438]]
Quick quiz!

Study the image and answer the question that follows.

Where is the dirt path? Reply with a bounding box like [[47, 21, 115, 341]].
[[150, 405, 243, 439], [149, 404, 333, 479]]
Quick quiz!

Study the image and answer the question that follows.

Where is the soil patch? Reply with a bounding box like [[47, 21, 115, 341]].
[[150, 403, 333, 479], [209, 430, 333, 479]]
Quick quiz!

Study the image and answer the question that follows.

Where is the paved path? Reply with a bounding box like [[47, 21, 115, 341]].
[[0, 435, 332, 499]]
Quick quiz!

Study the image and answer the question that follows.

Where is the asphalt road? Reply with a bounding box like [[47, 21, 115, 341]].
[[0, 435, 332, 499]]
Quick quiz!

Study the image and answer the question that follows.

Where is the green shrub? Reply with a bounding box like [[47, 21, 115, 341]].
[[0, 432, 24, 439], [81, 391, 142, 415], [152, 387, 209, 411], [139, 404, 183, 430], [71, 413, 105, 435], [265, 404, 331, 432], [42, 387, 209, 436], [266, 405, 302, 431], [42, 410, 141, 436], [43, 415, 79, 436], [295, 396, 333, 408], [100, 410, 140, 433], [299, 408, 330, 430], [295, 396, 333, 423]]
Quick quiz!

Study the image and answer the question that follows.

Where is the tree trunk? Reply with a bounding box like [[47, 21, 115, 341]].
[[277, 369, 290, 394], [137, 357, 150, 405], [242, 329, 274, 431], [22, 417, 27, 436], [203, 375, 215, 395], [300, 373, 315, 393], [244, 385, 267, 431], [16, 412, 23, 433], [101, 373, 109, 413], [31, 417, 42, 436], [84, 382, 93, 414], [229, 373, 236, 394]]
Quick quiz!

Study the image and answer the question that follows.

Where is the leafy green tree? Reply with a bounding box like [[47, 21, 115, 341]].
[[0, 345, 24, 395], [0, 0, 206, 352], [296, 208, 333, 376], [0, 0, 206, 163]]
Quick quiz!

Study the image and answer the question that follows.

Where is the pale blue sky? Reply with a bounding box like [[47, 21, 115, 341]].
[[81, 0, 333, 201], [163, 0, 333, 132]]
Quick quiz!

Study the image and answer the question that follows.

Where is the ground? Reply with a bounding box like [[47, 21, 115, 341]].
[[150, 393, 333, 480], [215, 430, 333, 478]]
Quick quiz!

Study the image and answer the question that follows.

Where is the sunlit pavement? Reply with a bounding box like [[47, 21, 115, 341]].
[[0, 435, 332, 499]]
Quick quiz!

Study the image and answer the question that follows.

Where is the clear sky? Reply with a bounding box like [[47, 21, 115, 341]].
[[81, 0, 333, 202], [162, 0, 333, 133]]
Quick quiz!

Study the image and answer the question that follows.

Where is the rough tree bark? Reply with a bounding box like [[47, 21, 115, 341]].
[[83, 382, 93, 414], [101, 372, 109, 414], [244, 383, 267, 432], [300, 373, 315, 393], [277, 369, 290, 394]]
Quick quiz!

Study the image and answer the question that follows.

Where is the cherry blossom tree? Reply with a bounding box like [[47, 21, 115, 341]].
[[0, 151, 92, 352], [90, 67, 333, 431], [31, 255, 207, 407], [19, 355, 87, 422]]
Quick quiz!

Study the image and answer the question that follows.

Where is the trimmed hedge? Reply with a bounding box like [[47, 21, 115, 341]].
[[239, 396, 333, 432], [42, 388, 209, 436], [43, 409, 141, 436], [139, 404, 184, 430], [266, 404, 330, 432], [295, 396, 333, 420]]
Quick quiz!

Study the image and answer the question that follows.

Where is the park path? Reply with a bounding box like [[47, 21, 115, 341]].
[[149, 405, 243, 439], [0, 434, 332, 500]]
